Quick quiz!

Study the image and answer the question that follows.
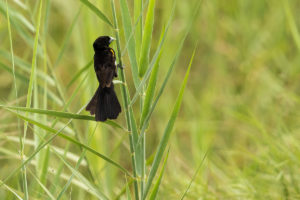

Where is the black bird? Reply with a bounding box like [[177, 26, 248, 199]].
[[86, 36, 121, 121]]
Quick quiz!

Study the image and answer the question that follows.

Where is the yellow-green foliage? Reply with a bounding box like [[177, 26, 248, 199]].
[[0, 0, 300, 199]]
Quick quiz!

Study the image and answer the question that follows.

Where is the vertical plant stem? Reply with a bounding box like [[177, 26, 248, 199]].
[[110, 0, 139, 199], [140, 87, 145, 198], [5, 0, 24, 198]]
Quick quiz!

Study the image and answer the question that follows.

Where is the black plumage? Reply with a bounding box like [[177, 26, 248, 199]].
[[86, 36, 121, 121]]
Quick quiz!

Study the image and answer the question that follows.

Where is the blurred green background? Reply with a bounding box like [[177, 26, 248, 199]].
[[1, 0, 300, 199]]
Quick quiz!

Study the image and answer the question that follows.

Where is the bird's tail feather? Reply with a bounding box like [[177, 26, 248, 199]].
[[86, 84, 121, 121]]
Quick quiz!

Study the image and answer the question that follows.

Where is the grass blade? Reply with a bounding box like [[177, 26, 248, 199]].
[[139, 0, 203, 134], [66, 59, 93, 89], [28, 169, 56, 200], [4, 108, 131, 176], [23, 0, 43, 142], [149, 149, 169, 200], [138, 0, 155, 77], [125, 175, 133, 200], [134, 0, 143, 58], [56, 124, 97, 199], [22, 1, 43, 198], [54, 140, 109, 200], [180, 151, 208, 200], [0, 50, 55, 85], [0, 1, 35, 32], [129, 0, 176, 107], [0, 180, 23, 200], [0, 105, 126, 131], [140, 27, 164, 127], [139, 40, 189, 136], [80, 0, 113, 28], [54, 7, 81, 67], [5, 0, 18, 109], [282, 0, 300, 51], [119, 0, 140, 88], [0, 105, 84, 191], [143, 47, 195, 199]]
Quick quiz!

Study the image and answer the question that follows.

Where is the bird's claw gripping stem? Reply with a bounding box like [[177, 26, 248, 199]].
[[117, 64, 125, 69]]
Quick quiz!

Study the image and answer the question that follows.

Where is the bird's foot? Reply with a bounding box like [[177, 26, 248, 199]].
[[117, 64, 125, 69]]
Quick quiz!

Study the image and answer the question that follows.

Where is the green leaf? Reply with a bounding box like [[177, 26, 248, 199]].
[[4, 108, 131, 176], [54, 8, 81, 67], [139, 0, 203, 133], [56, 124, 97, 199], [125, 175, 133, 200], [0, 3, 42, 56], [0, 105, 126, 131], [80, 0, 113, 27], [282, 0, 300, 51], [138, 0, 156, 77], [143, 46, 195, 199], [129, 0, 176, 107], [54, 146, 109, 200], [66, 59, 93, 89], [139, 38, 188, 135], [0, 50, 55, 86], [0, 1, 35, 32], [149, 149, 169, 200], [180, 151, 208, 200], [23, 0, 43, 140], [134, 0, 143, 58], [140, 27, 164, 128], [0, 61, 61, 106], [28, 169, 56, 200], [119, 0, 140, 89], [0, 180, 23, 200]]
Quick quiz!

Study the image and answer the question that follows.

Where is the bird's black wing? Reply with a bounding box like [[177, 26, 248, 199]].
[[94, 48, 116, 88]]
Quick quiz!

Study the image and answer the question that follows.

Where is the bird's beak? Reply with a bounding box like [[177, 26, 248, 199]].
[[109, 37, 116, 44]]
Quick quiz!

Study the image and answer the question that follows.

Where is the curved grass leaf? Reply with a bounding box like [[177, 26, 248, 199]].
[[0, 105, 126, 131], [140, 27, 164, 127], [119, 0, 140, 88], [0, 2, 43, 56], [56, 124, 97, 199], [0, 107, 83, 189], [80, 0, 113, 28], [28, 169, 56, 200], [54, 8, 81, 67], [0, 50, 55, 86], [0, 1, 35, 32], [139, 39, 189, 136], [121, 0, 150, 57], [129, 0, 176, 107], [125, 175, 133, 200], [66, 59, 93, 89], [54, 146, 109, 200], [139, 0, 203, 135], [22, 1, 43, 198], [134, 0, 143, 57], [138, 0, 155, 77], [0, 180, 23, 200], [282, 0, 300, 51], [149, 149, 169, 200], [142, 47, 195, 199], [4, 108, 131, 176], [180, 151, 208, 200], [23, 0, 43, 140]]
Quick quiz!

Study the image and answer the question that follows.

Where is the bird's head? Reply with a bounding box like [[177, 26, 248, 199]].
[[93, 36, 115, 51]]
